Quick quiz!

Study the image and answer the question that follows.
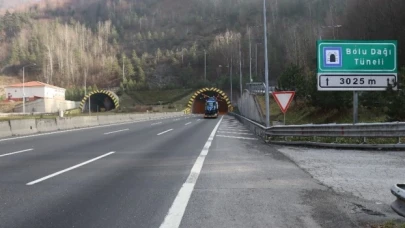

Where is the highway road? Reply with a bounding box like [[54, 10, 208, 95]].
[[0, 114, 402, 227]]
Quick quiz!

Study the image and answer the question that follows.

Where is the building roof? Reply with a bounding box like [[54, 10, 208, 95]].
[[5, 81, 65, 90]]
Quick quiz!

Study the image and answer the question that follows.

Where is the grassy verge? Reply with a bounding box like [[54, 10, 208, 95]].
[[367, 221, 405, 228], [255, 95, 386, 125]]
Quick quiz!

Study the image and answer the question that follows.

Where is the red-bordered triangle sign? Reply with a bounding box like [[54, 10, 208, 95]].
[[272, 91, 295, 114]]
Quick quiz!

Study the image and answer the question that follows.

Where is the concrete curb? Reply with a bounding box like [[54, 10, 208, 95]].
[[0, 121, 12, 138], [391, 184, 405, 217]]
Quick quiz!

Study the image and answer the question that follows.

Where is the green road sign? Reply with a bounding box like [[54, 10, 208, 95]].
[[317, 40, 397, 73]]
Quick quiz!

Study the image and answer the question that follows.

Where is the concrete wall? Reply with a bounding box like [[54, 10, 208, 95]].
[[6, 86, 45, 100], [237, 90, 264, 124], [13, 99, 79, 113], [0, 112, 185, 138]]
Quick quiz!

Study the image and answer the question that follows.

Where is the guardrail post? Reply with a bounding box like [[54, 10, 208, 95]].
[[363, 137, 367, 144], [398, 137, 401, 144]]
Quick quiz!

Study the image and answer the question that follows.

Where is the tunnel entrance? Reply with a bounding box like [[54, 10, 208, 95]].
[[80, 90, 119, 113], [187, 87, 233, 114]]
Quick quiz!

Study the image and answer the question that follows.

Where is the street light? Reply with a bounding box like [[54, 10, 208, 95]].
[[263, 0, 270, 128], [22, 63, 36, 114]]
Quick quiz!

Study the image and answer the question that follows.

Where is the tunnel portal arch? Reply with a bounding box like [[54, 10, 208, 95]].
[[79, 90, 119, 113], [186, 87, 233, 114]]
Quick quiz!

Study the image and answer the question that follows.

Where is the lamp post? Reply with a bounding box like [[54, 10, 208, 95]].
[[263, 0, 270, 127], [22, 63, 36, 113]]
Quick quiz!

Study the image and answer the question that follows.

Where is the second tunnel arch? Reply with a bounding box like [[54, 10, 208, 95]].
[[79, 90, 119, 113], [187, 87, 233, 114]]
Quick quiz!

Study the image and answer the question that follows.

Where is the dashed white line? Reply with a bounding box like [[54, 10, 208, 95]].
[[157, 129, 173, 135], [104, 129, 129, 135], [0, 149, 33, 158], [0, 116, 185, 142], [151, 122, 163, 125], [216, 135, 258, 140], [159, 116, 223, 228], [185, 122, 192, 125], [26, 152, 115, 186], [197, 119, 201, 121]]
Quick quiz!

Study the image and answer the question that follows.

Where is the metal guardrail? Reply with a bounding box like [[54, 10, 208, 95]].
[[230, 112, 405, 150], [245, 82, 275, 95]]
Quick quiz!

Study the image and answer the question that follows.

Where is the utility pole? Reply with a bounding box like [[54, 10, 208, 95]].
[[230, 57, 233, 104], [22, 63, 36, 114], [249, 30, 252, 82], [204, 49, 207, 82], [239, 41, 242, 96], [263, 0, 270, 127], [122, 56, 125, 82]]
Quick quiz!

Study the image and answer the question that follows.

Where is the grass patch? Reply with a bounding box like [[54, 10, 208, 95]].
[[255, 95, 387, 125], [125, 89, 193, 105], [368, 221, 405, 228]]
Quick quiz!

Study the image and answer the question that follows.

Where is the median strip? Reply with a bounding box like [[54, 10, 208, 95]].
[[0, 149, 33, 158], [26, 152, 115, 186], [104, 129, 129, 135], [157, 129, 173, 136]]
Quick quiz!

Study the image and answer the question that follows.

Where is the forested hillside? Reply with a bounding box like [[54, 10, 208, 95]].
[[1, 0, 405, 119]]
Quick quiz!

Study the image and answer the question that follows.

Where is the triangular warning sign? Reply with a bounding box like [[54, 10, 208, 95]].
[[272, 91, 295, 114]]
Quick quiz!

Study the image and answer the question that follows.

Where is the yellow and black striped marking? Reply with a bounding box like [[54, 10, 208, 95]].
[[187, 87, 233, 112], [79, 90, 120, 111]]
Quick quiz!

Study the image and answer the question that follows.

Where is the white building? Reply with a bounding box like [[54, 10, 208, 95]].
[[5, 81, 66, 101]]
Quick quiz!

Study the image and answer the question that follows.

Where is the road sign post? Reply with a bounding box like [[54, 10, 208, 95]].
[[317, 40, 397, 123], [272, 91, 295, 125]]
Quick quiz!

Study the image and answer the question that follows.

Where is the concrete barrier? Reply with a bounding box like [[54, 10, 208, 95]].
[[36, 119, 58, 132], [56, 117, 75, 130], [10, 119, 38, 136], [0, 121, 12, 138], [0, 112, 187, 139]]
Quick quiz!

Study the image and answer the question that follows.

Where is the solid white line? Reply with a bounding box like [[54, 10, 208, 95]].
[[216, 135, 258, 140], [0, 149, 33, 158], [217, 131, 252, 135], [151, 122, 163, 125], [26, 152, 115, 186], [0, 116, 185, 142], [219, 128, 249, 132], [104, 129, 129, 135], [157, 129, 173, 136], [185, 122, 192, 125], [159, 116, 223, 228]]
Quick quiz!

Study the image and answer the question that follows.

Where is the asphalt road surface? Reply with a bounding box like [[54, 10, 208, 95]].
[[0, 115, 403, 228]]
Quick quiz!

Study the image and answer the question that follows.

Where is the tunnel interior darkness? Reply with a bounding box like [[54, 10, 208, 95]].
[[83, 93, 116, 112], [192, 91, 229, 114]]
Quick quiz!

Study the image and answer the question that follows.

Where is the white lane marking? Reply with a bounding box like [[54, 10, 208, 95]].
[[197, 119, 201, 121], [0, 149, 33, 158], [0, 115, 186, 142], [157, 129, 173, 136], [104, 129, 129, 135], [216, 135, 258, 140], [185, 122, 192, 125], [159, 116, 223, 228], [26, 152, 115, 185], [217, 131, 252, 135], [151, 122, 163, 125]]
